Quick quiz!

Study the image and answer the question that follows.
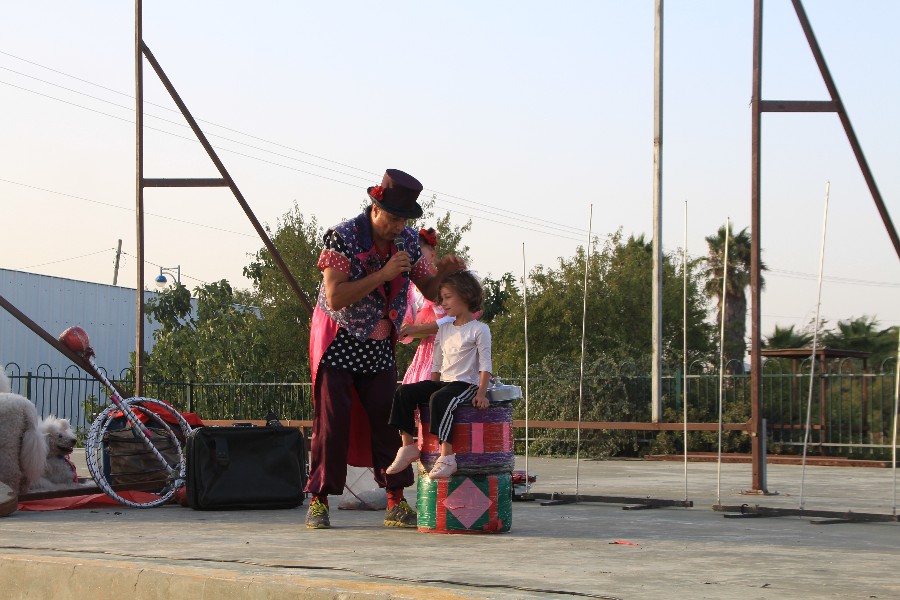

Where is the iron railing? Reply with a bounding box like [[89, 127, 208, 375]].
[[5, 361, 896, 457]]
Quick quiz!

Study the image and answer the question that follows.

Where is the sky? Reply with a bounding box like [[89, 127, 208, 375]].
[[2, 1, 899, 346]]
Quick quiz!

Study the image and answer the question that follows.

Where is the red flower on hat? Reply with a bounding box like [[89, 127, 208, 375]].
[[370, 185, 384, 201]]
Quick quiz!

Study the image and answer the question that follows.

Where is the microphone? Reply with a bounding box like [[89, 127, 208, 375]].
[[394, 235, 409, 278]]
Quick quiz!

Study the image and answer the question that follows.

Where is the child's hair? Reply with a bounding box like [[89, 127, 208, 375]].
[[439, 271, 483, 312]]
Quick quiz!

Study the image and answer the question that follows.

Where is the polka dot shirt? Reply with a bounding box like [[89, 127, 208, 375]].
[[318, 229, 395, 374]]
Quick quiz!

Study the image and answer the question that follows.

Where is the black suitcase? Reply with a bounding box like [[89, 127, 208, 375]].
[[186, 425, 307, 510]]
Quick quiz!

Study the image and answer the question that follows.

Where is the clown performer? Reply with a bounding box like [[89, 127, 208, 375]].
[[306, 168, 466, 529]]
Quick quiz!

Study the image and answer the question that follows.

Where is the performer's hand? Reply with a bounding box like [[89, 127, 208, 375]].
[[433, 255, 466, 277], [399, 322, 416, 338], [383, 251, 411, 281], [472, 393, 489, 410]]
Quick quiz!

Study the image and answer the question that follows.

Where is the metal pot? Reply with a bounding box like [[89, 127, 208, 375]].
[[486, 382, 522, 403]]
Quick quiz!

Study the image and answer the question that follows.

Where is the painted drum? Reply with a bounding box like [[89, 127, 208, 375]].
[[417, 401, 514, 475], [416, 469, 511, 534]]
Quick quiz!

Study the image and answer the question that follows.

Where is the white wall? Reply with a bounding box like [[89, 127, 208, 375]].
[[1, 268, 161, 378]]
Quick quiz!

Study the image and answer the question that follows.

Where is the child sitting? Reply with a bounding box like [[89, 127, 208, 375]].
[[386, 270, 492, 479]]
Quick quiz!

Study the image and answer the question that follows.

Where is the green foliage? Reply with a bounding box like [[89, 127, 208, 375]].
[[74, 394, 104, 447], [704, 223, 765, 373], [481, 273, 516, 323], [243, 202, 326, 380], [144, 280, 265, 381], [515, 354, 644, 457], [491, 230, 713, 376], [822, 316, 898, 369], [763, 316, 898, 374], [412, 194, 472, 265], [649, 382, 752, 455], [764, 324, 813, 349]]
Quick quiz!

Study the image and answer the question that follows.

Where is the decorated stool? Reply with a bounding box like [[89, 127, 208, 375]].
[[417, 401, 514, 475], [416, 468, 511, 534]]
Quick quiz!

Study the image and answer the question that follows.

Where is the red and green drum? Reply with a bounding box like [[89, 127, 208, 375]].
[[417, 402, 514, 475], [416, 469, 511, 533]]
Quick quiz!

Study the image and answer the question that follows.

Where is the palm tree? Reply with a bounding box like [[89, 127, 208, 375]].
[[704, 224, 765, 374], [822, 315, 898, 368], [764, 324, 813, 349]]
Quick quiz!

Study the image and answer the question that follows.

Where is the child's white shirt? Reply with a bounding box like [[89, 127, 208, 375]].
[[431, 320, 492, 385]]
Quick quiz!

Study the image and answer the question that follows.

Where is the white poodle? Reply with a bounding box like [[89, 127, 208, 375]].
[[0, 370, 48, 494], [29, 415, 91, 492]]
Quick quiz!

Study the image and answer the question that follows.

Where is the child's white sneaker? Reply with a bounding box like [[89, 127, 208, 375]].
[[428, 454, 457, 479], [386, 444, 420, 474]]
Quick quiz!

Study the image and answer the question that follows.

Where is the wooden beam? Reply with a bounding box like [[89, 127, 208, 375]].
[[143, 178, 228, 187], [511, 420, 751, 432], [760, 100, 836, 112]]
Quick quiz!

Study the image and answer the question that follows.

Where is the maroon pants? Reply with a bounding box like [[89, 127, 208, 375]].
[[306, 365, 414, 496]]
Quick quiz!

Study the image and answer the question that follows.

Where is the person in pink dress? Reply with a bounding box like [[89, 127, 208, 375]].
[[399, 228, 454, 384]]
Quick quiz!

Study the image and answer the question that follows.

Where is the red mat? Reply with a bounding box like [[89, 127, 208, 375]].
[[18, 490, 161, 511]]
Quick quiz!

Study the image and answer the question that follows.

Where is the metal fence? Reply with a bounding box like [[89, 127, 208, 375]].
[[3, 362, 313, 433], [5, 361, 896, 458]]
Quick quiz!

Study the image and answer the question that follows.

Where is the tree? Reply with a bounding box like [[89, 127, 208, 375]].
[[490, 230, 713, 376], [358, 193, 473, 265], [763, 324, 813, 349], [822, 315, 898, 369], [703, 223, 764, 373], [481, 273, 517, 323], [245, 198, 474, 378], [485, 231, 713, 457], [243, 202, 325, 380], [144, 280, 264, 381], [412, 194, 472, 265]]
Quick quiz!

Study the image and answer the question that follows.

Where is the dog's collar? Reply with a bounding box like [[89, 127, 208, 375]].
[[57, 455, 79, 482]]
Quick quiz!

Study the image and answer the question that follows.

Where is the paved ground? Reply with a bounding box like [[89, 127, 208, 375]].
[[1, 454, 897, 599]]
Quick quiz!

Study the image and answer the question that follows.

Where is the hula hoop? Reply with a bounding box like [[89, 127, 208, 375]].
[[84, 397, 192, 508]]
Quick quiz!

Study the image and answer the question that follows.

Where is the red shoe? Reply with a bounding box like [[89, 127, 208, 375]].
[[386, 444, 420, 474]]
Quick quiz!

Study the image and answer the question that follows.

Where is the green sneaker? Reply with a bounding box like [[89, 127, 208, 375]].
[[305, 498, 330, 529], [384, 499, 418, 528]]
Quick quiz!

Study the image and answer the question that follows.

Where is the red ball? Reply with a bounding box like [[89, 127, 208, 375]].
[[59, 326, 92, 356]]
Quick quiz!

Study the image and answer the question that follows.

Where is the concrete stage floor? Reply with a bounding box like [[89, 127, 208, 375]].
[[1, 455, 897, 599]]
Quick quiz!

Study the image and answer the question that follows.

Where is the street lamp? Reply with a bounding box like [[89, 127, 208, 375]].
[[155, 265, 181, 288]]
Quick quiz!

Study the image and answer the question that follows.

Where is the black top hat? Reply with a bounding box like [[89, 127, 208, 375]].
[[367, 169, 424, 219]]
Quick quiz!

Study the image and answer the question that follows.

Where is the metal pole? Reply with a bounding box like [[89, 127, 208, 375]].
[[790, 0, 900, 261], [112, 239, 122, 285], [716, 218, 730, 505], [683, 199, 688, 501], [891, 326, 899, 516], [800, 181, 830, 510], [575, 204, 593, 499], [140, 43, 313, 315], [749, 0, 766, 493], [651, 0, 664, 423], [134, 0, 145, 397], [522, 243, 530, 494]]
